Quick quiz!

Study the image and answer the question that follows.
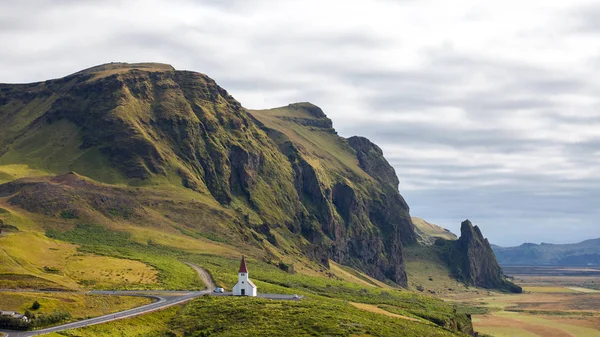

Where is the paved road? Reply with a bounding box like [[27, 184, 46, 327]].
[[0, 291, 208, 337], [0, 263, 301, 337]]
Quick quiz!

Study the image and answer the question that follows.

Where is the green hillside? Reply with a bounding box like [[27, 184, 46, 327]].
[[0, 63, 417, 287], [0, 63, 516, 336], [412, 216, 458, 245]]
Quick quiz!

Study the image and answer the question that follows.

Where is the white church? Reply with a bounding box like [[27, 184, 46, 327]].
[[232, 256, 257, 296]]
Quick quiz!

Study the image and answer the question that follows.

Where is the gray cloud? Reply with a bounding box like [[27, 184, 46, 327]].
[[1, 0, 599, 246]]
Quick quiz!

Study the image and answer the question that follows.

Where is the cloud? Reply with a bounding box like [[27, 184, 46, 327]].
[[1, 0, 599, 246]]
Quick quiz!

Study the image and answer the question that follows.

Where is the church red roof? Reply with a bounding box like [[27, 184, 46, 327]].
[[239, 256, 248, 273]]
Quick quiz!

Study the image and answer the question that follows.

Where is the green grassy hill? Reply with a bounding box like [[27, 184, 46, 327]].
[[0, 63, 416, 287], [412, 216, 458, 245], [0, 63, 514, 336]]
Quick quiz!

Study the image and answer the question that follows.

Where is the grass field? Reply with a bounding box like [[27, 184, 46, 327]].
[[0, 291, 152, 321], [522, 286, 580, 293], [0, 120, 127, 185], [35, 251, 478, 336], [0, 230, 158, 290], [568, 287, 600, 293], [0, 164, 49, 184], [475, 311, 600, 337], [403, 244, 482, 296], [50, 296, 468, 337], [328, 261, 393, 289], [249, 105, 372, 183], [44, 305, 179, 337], [450, 267, 600, 336]]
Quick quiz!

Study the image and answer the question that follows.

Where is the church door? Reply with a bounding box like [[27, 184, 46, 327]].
[[241, 289, 246, 296]]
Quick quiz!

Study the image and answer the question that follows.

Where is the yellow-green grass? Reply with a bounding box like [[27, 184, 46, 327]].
[[456, 282, 600, 336], [475, 311, 600, 337], [349, 302, 421, 322], [80, 62, 176, 81], [0, 231, 158, 290], [0, 120, 127, 185], [0, 201, 45, 232], [503, 311, 600, 336], [43, 304, 179, 337], [411, 217, 457, 245], [329, 261, 378, 288], [44, 296, 468, 337], [184, 253, 474, 337], [0, 94, 58, 143], [568, 287, 600, 293], [403, 244, 477, 295], [174, 297, 462, 336], [329, 261, 393, 289], [523, 286, 580, 293], [0, 292, 153, 321], [0, 164, 49, 183], [0, 184, 241, 290], [249, 107, 371, 183], [474, 325, 538, 337], [119, 223, 240, 257]]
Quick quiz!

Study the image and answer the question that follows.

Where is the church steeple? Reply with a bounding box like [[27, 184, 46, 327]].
[[239, 255, 248, 274], [233, 255, 257, 296]]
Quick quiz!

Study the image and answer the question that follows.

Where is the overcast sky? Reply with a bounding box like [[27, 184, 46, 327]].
[[2, 0, 600, 246]]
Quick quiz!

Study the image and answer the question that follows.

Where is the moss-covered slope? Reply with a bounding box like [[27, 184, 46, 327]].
[[0, 63, 415, 286], [249, 104, 416, 285], [412, 216, 458, 246]]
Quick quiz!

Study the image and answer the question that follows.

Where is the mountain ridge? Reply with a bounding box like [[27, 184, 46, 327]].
[[0, 63, 413, 286], [493, 238, 600, 266], [0, 62, 516, 296]]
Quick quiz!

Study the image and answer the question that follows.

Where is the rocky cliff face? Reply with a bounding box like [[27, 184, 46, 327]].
[[250, 104, 415, 285], [436, 220, 521, 293], [0, 64, 415, 286]]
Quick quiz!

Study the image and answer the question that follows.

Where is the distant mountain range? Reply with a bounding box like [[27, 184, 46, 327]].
[[492, 239, 600, 266]]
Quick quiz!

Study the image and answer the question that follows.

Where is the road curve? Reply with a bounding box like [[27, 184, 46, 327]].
[[0, 262, 214, 337], [1, 291, 208, 337], [0, 262, 301, 337]]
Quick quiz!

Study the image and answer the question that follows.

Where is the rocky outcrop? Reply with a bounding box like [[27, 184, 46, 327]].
[[436, 220, 522, 293], [347, 136, 399, 187], [348, 136, 416, 246]]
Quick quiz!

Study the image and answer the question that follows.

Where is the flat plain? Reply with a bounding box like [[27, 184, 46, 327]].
[[449, 265, 600, 336]]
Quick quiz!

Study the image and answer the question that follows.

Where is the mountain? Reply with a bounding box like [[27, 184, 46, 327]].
[[436, 220, 522, 293], [248, 104, 416, 284], [404, 219, 521, 293], [412, 216, 457, 245], [0, 62, 537, 335], [0, 62, 520, 300], [0, 62, 416, 287], [493, 238, 600, 266]]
